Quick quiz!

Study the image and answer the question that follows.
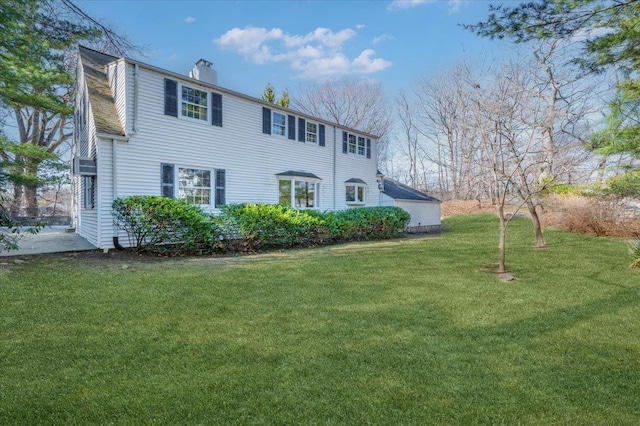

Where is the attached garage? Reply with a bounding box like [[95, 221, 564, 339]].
[[380, 178, 441, 233]]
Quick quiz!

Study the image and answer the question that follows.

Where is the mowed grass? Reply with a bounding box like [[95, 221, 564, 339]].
[[1, 214, 639, 424]]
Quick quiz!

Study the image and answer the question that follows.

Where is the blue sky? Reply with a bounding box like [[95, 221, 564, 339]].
[[82, 0, 516, 99]]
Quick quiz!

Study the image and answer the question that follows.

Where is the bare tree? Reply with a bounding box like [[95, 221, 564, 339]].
[[412, 61, 488, 200], [292, 78, 393, 169]]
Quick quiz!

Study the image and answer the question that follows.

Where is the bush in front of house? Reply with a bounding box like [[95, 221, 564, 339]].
[[113, 197, 411, 254], [220, 203, 330, 250], [112, 195, 220, 254], [323, 206, 411, 241]]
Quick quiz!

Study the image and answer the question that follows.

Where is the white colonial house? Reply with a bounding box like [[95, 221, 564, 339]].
[[72, 46, 440, 249]]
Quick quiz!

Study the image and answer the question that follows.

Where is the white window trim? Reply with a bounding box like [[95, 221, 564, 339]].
[[179, 83, 209, 123], [83, 176, 95, 210], [346, 183, 367, 205], [272, 111, 287, 137], [163, 165, 213, 206], [278, 178, 320, 209]]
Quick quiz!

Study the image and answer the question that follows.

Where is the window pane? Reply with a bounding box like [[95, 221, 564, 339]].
[[181, 86, 208, 120], [306, 122, 317, 143], [307, 182, 315, 207], [346, 185, 356, 202], [294, 181, 306, 208], [357, 186, 364, 202], [358, 137, 365, 155], [178, 168, 211, 204], [273, 112, 286, 136], [279, 180, 292, 206], [349, 134, 357, 153]]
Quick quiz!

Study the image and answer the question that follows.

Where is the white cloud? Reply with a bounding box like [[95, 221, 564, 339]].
[[167, 53, 178, 61], [184, 16, 196, 23], [387, 0, 464, 13], [214, 26, 391, 80], [448, 0, 462, 13], [356, 24, 366, 29], [387, 0, 435, 11], [373, 34, 394, 44]]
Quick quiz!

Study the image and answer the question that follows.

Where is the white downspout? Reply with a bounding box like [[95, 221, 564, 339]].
[[333, 126, 337, 211], [112, 138, 118, 244], [131, 64, 139, 134]]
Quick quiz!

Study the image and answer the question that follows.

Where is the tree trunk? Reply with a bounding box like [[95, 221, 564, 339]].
[[10, 183, 23, 217], [526, 200, 546, 248], [497, 204, 507, 274], [24, 185, 39, 218]]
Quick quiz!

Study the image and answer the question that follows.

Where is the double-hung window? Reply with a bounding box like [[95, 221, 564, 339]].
[[83, 176, 95, 209], [357, 136, 366, 156], [165, 79, 223, 126], [178, 168, 211, 204], [306, 122, 317, 143], [348, 134, 357, 154], [181, 86, 208, 121], [342, 131, 371, 158], [161, 163, 226, 207], [272, 112, 286, 136]]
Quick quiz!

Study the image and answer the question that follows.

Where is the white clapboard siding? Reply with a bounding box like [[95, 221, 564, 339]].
[[76, 91, 99, 247], [81, 58, 381, 248], [107, 60, 127, 132]]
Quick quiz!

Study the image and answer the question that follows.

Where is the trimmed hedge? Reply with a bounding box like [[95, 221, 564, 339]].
[[221, 203, 330, 250], [113, 196, 410, 255], [112, 196, 220, 254]]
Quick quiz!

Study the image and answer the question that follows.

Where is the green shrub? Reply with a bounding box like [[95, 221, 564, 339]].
[[113, 198, 411, 255], [112, 196, 219, 254], [605, 170, 640, 197], [221, 203, 330, 249], [325, 206, 411, 241]]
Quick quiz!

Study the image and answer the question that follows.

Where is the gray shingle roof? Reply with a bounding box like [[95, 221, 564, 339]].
[[345, 178, 367, 184], [78, 46, 126, 137], [275, 170, 322, 180], [383, 178, 440, 202]]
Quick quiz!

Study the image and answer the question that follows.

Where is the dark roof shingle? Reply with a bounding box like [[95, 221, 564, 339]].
[[383, 178, 440, 202], [79, 46, 125, 137]]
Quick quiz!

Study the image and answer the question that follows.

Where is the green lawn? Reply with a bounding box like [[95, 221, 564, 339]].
[[1, 214, 639, 424]]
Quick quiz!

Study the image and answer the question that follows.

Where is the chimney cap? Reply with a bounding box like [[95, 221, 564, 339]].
[[195, 58, 213, 67]]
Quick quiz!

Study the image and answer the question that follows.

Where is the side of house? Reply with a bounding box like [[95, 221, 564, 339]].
[[380, 178, 441, 233], [73, 46, 383, 249]]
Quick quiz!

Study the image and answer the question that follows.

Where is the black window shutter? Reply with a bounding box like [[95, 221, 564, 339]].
[[164, 79, 178, 117], [262, 107, 271, 134], [342, 131, 348, 154], [319, 124, 325, 147], [288, 115, 295, 140], [161, 163, 175, 198], [211, 93, 222, 126], [366, 138, 371, 159], [215, 169, 226, 208], [298, 118, 306, 142]]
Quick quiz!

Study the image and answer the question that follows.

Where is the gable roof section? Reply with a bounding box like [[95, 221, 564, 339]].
[[78, 46, 126, 137], [383, 178, 440, 202]]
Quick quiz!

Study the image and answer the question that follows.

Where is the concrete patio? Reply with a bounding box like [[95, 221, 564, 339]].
[[0, 226, 96, 257]]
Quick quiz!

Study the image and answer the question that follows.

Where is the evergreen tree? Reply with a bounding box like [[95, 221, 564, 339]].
[[0, 0, 136, 217], [261, 83, 276, 104], [277, 89, 290, 108]]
